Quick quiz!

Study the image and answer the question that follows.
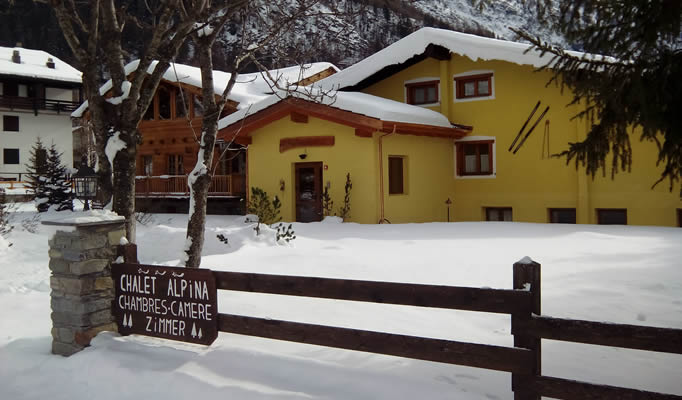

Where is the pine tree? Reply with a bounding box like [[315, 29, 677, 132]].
[[45, 144, 73, 212], [246, 187, 281, 235], [511, 0, 682, 196], [24, 138, 49, 212], [322, 185, 334, 217], [337, 173, 352, 221]]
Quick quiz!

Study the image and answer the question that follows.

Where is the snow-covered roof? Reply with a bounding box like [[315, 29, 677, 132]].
[[319, 27, 612, 90], [218, 88, 455, 131], [71, 61, 338, 117], [0, 46, 81, 84]]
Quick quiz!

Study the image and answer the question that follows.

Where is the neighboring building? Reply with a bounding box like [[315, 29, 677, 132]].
[[72, 61, 338, 213], [218, 28, 681, 227], [0, 45, 82, 181]]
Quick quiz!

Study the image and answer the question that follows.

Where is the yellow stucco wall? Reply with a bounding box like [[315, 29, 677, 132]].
[[380, 133, 457, 223], [246, 115, 460, 224], [363, 54, 681, 226], [247, 116, 379, 224]]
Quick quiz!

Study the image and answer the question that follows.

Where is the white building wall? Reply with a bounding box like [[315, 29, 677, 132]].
[[1, 109, 73, 180]]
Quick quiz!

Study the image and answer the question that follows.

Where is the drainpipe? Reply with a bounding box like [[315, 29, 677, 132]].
[[378, 125, 396, 224]]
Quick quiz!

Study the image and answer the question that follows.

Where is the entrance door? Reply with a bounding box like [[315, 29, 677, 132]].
[[295, 162, 323, 222]]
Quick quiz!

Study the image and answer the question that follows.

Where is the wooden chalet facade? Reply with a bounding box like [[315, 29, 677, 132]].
[[134, 80, 247, 203]]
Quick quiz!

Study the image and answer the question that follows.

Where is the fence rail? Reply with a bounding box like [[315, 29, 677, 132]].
[[211, 260, 682, 399], [213, 271, 532, 314], [519, 314, 682, 355]]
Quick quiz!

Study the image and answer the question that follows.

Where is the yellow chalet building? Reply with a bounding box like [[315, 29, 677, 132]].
[[217, 28, 681, 227]]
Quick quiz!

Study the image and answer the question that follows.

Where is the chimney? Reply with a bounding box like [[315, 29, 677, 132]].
[[12, 50, 21, 64], [46, 57, 56, 69]]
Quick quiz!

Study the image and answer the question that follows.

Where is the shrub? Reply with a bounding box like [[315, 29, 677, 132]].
[[246, 187, 281, 235], [337, 173, 352, 221]]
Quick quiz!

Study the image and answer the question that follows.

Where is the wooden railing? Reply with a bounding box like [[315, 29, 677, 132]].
[[0, 180, 27, 190], [0, 94, 80, 115], [213, 260, 682, 399], [134, 174, 245, 197]]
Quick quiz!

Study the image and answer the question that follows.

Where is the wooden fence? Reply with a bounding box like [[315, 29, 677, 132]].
[[212, 260, 682, 399]]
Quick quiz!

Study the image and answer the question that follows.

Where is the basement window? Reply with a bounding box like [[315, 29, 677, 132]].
[[486, 207, 512, 221], [597, 209, 627, 225], [549, 208, 576, 224]]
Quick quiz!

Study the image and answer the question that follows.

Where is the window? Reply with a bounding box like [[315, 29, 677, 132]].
[[388, 156, 405, 195], [2, 115, 19, 132], [158, 87, 171, 120], [3, 148, 19, 164], [168, 154, 183, 175], [406, 81, 438, 105], [486, 207, 512, 221], [175, 90, 190, 119], [193, 95, 204, 117], [2, 82, 18, 97], [455, 73, 493, 99], [549, 208, 576, 224], [143, 155, 153, 176], [456, 140, 493, 176], [597, 209, 627, 225]]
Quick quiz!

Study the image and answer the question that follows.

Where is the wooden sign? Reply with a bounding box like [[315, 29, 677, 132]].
[[112, 263, 218, 345]]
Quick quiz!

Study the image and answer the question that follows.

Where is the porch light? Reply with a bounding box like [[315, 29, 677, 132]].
[[73, 163, 98, 211]]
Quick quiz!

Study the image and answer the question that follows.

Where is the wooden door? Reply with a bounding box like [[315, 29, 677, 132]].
[[295, 162, 323, 222]]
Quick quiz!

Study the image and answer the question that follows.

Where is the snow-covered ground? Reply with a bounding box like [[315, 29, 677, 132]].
[[1, 202, 681, 399]]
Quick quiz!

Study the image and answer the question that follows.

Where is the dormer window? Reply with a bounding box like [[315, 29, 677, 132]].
[[454, 72, 494, 101], [405, 80, 439, 106]]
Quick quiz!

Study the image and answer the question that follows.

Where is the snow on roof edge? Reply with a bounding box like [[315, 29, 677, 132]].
[[319, 27, 615, 90], [217, 89, 455, 132], [71, 61, 339, 118]]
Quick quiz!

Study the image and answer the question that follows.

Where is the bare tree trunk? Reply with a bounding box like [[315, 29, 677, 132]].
[[183, 39, 224, 268], [112, 126, 139, 240]]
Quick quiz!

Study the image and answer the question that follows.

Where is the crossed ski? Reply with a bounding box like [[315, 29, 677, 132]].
[[509, 100, 549, 154]]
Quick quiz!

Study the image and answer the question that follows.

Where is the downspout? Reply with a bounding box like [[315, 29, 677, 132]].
[[378, 125, 396, 224]]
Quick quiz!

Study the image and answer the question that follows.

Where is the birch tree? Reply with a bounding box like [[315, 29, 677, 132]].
[[182, 0, 357, 268], [42, 0, 212, 240]]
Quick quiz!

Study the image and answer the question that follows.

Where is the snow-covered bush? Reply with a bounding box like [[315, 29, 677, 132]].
[[275, 223, 296, 243]]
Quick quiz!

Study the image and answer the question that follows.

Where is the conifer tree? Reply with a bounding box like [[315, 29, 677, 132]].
[[25, 138, 49, 212], [45, 144, 73, 212]]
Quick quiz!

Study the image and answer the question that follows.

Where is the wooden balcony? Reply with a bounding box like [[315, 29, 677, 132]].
[[135, 174, 245, 198], [0, 94, 81, 115]]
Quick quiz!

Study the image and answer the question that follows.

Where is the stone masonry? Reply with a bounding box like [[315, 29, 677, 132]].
[[45, 219, 125, 356]]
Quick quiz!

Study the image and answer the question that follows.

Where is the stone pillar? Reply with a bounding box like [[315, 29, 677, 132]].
[[44, 219, 126, 356]]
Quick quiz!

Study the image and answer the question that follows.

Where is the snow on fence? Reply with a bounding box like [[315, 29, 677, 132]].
[[116, 258, 682, 399]]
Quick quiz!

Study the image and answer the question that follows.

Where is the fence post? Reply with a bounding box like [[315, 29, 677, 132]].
[[511, 257, 541, 400]]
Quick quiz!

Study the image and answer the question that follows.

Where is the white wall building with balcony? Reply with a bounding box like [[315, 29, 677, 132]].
[[0, 45, 82, 181]]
